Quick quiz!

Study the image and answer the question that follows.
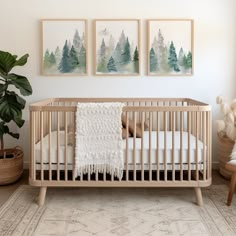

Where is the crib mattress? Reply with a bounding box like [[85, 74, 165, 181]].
[[35, 131, 205, 166]]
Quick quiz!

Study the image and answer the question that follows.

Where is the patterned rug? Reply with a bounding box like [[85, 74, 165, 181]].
[[0, 185, 235, 236]]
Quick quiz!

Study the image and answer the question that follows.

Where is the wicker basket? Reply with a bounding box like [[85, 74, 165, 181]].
[[217, 132, 235, 179], [0, 147, 23, 185]]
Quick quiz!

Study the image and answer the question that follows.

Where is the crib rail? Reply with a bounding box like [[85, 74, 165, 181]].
[[29, 98, 211, 188]]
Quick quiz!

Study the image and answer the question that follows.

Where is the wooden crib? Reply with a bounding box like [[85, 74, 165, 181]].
[[29, 98, 212, 206]]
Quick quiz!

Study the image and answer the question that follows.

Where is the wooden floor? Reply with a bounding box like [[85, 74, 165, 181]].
[[0, 170, 231, 208]]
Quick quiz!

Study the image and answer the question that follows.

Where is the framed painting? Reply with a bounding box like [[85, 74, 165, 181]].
[[148, 19, 194, 76], [41, 19, 88, 76], [94, 19, 140, 76]]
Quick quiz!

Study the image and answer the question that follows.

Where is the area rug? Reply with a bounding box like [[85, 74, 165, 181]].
[[0, 185, 236, 236]]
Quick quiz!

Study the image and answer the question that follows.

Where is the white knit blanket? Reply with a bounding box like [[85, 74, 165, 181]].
[[75, 102, 124, 179]]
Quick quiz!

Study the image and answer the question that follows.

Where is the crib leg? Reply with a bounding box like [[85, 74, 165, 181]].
[[38, 187, 47, 206], [194, 187, 203, 207]]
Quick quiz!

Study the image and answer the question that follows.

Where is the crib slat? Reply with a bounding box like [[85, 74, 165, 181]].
[[203, 112, 206, 181], [111, 172, 114, 182], [57, 112, 60, 181], [164, 111, 167, 181], [40, 111, 44, 181], [209, 111, 212, 180], [175, 101, 179, 130], [141, 112, 144, 181], [133, 112, 136, 181], [64, 112, 68, 181], [73, 112, 76, 181], [96, 166, 98, 182], [126, 113, 129, 181], [195, 112, 199, 181], [149, 112, 152, 181], [49, 112, 52, 181], [188, 112, 191, 181], [207, 111, 210, 180], [156, 110, 159, 181], [88, 166, 91, 181], [30, 112, 36, 181], [172, 111, 175, 181], [180, 111, 183, 181]]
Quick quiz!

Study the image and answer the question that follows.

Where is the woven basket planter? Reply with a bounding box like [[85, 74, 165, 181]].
[[0, 147, 23, 185], [217, 132, 235, 179]]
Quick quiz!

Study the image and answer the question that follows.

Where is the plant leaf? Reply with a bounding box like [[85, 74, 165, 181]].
[[14, 54, 29, 67], [0, 51, 16, 74], [0, 94, 24, 127], [7, 91, 26, 108], [0, 121, 9, 139], [8, 131, 20, 139], [0, 122, 19, 139], [0, 83, 7, 96], [8, 73, 32, 96]]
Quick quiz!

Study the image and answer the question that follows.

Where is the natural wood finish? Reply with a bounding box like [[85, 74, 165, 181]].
[[38, 187, 47, 206], [126, 113, 129, 181], [49, 112, 52, 181], [227, 172, 236, 206], [29, 97, 212, 206], [133, 112, 136, 181], [141, 112, 144, 181], [194, 187, 203, 206]]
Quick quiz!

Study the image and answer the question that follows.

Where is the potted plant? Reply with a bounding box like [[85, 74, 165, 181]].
[[216, 96, 236, 179], [0, 50, 32, 185]]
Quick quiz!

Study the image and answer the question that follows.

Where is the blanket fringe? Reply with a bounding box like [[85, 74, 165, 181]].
[[76, 164, 123, 180]]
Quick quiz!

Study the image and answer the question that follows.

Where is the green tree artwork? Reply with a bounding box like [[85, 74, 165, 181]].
[[168, 41, 180, 72], [70, 45, 79, 70], [97, 38, 107, 73], [148, 20, 193, 75], [43, 49, 51, 69], [149, 48, 158, 72], [186, 51, 192, 69], [133, 46, 139, 73], [113, 43, 122, 68], [59, 40, 72, 73], [42, 20, 87, 75], [122, 37, 131, 65], [107, 56, 117, 72], [78, 45, 86, 73], [95, 20, 140, 75]]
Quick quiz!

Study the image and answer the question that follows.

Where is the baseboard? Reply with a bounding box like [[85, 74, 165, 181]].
[[24, 161, 220, 170]]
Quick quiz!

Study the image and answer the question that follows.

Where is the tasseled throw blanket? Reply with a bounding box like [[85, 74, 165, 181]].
[[75, 102, 124, 179]]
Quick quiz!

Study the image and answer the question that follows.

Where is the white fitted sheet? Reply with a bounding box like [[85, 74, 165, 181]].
[[35, 131, 205, 166]]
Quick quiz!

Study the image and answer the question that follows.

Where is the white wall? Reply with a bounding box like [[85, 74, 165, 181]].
[[0, 0, 236, 167]]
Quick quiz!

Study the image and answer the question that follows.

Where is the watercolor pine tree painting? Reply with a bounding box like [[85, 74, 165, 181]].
[[148, 19, 193, 76], [95, 20, 140, 76], [42, 19, 87, 76]]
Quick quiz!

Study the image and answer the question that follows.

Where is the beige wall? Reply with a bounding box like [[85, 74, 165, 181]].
[[0, 0, 236, 167]]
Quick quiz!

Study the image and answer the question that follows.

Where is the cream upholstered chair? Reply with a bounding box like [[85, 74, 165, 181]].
[[225, 160, 236, 206]]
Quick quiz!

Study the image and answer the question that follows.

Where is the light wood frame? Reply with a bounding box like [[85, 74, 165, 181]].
[[94, 19, 141, 76], [147, 19, 194, 76], [41, 19, 88, 76], [30, 98, 212, 206]]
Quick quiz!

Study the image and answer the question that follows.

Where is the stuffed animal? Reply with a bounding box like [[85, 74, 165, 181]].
[[216, 95, 236, 141]]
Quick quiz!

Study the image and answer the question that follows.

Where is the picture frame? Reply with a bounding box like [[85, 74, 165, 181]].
[[41, 19, 88, 76], [147, 19, 194, 76], [94, 19, 140, 76]]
